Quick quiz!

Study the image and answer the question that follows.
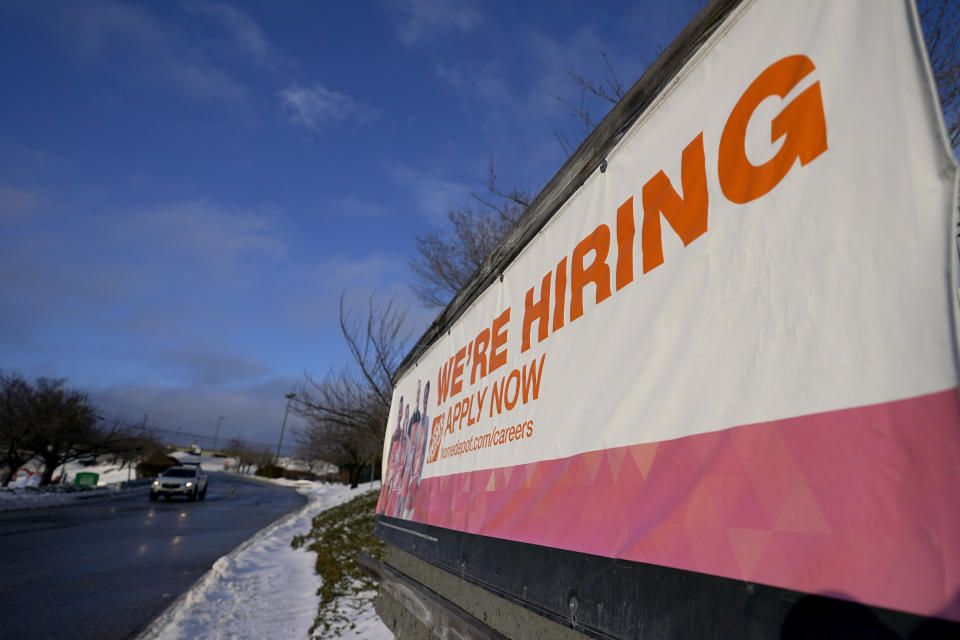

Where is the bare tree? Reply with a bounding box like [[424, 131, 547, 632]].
[[225, 438, 258, 473], [295, 294, 411, 487], [294, 438, 335, 475], [2, 374, 110, 486], [410, 159, 531, 308], [409, 50, 629, 309], [100, 420, 162, 473], [25, 378, 101, 486], [409, 2, 960, 311], [0, 373, 35, 486], [550, 51, 627, 155], [251, 445, 276, 474], [556, 4, 958, 155]]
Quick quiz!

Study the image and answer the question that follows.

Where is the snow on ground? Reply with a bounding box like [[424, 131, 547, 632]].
[[4, 451, 233, 490], [5, 458, 136, 488], [0, 453, 231, 512], [0, 483, 142, 511], [136, 479, 393, 640], [0, 460, 147, 511], [2, 455, 393, 638]]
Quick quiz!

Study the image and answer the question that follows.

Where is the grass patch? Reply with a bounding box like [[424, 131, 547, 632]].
[[292, 488, 384, 638]]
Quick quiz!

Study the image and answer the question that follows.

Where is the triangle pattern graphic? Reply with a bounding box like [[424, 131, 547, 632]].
[[773, 479, 832, 534], [726, 527, 773, 581], [606, 447, 628, 480], [631, 442, 659, 480], [583, 450, 604, 483]]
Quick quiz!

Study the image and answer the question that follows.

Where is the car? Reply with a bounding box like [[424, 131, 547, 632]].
[[149, 465, 208, 502]]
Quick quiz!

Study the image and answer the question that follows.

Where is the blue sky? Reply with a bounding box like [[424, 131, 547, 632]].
[[0, 0, 703, 450]]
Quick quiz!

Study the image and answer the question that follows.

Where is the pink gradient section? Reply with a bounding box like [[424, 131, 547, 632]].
[[380, 389, 960, 621]]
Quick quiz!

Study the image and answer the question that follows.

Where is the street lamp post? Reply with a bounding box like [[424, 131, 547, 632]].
[[275, 392, 296, 465], [214, 416, 225, 450]]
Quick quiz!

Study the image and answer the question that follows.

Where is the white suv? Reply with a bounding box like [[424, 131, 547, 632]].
[[150, 465, 208, 502]]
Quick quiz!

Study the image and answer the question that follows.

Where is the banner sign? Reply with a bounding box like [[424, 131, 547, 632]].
[[377, 0, 960, 624]]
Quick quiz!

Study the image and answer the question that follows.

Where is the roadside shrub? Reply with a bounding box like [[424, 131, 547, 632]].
[[255, 464, 283, 478], [281, 469, 318, 481], [136, 454, 179, 478], [292, 489, 383, 638]]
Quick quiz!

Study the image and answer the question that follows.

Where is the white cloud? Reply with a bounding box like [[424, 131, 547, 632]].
[[322, 253, 409, 291], [159, 57, 249, 103], [0, 190, 429, 441], [0, 199, 291, 351], [64, 0, 166, 52], [186, 1, 275, 68], [527, 28, 611, 109], [90, 377, 305, 446], [39, 0, 249, 103], [0, 185, 44, 221], [281, 250, 433, 337], [434, 58, 515, 108], [429, 25, 618, 145], [329, 195, 389, 218], [158, 345, 271, 386], [433, 59, 467, 89], [123, 201, 287, 267], [386, 163, 470, 222], [386, 0, 483, 47], [280, 84, 379, 130], [288, 253, 411, 317]]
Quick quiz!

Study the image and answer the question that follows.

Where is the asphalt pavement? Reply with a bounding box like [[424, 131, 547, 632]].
[[0, 472, 306, 640]]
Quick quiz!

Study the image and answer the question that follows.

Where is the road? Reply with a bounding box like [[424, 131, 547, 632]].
[[0, 472, 306, 640]]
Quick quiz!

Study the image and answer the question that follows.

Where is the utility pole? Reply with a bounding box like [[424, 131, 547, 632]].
[[214, 416, 225, 450], [275, 393, 296, 465]]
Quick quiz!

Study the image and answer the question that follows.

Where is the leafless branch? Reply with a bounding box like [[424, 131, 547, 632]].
[[296, 295, 410, 486], [410, 156, 531, 308]]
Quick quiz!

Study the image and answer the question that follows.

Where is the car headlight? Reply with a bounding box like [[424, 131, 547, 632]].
[[185, 481, 194, 487], [152, 481, 159, 486]]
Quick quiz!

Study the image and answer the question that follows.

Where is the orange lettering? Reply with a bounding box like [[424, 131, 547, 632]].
[[437, 356, 454, 405], [489, 376, 504, 417], [451, 402, 462, 430], [641, 132, 708, 273], [718, 54, 827, 204], [521, 354, 546, 403], [570, 225, 612, 321], [553, 257, 567, 332], [522, 271, 552, 353], [616, 197, 635, 290], [489, 308, 510, 373], [450, 346, 467, 396], [504, 369, 521, 410], [470, 328, 490, 384]]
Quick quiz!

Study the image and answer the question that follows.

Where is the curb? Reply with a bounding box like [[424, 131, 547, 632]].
[[132, 479, 318, 640]]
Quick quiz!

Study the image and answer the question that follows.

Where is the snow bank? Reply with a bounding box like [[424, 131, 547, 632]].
[[4, 458, 135, 489], [135, 480, 392, 640], [0, 473, 150, 512], [0, 454, 218, 512], [0, 452, 241, 512]]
